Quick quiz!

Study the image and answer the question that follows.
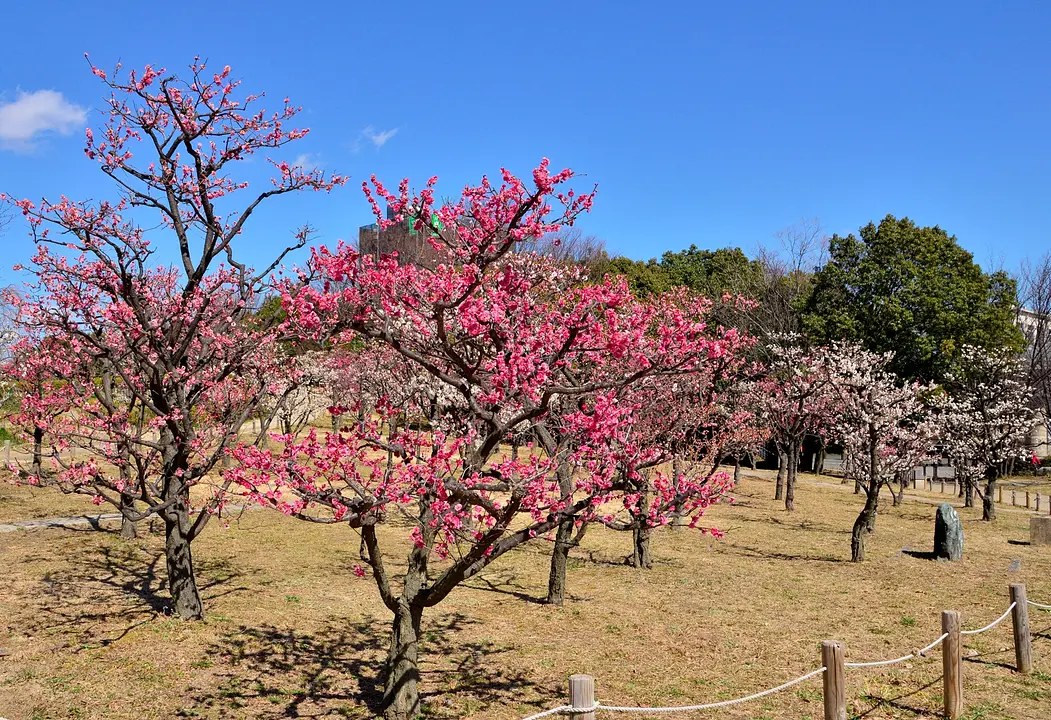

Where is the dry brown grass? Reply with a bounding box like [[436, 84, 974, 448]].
[[0, 469, 1049, 720]]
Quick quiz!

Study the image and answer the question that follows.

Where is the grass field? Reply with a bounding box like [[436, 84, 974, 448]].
[[0, 469, 1049, 720]]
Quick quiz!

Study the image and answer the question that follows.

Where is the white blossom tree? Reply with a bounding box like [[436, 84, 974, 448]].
[[824, 342, 938, 561], [940, 345, 1033, 521]]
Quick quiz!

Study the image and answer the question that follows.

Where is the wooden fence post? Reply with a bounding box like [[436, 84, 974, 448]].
[[942, 610, 962, 719], [1010, 584, 1033, 674], [822, 641, 846, 720], [1026, 491, 1031, 509], [1011, 490, 1017, 506], [1037, 493, 1043, 513], [568, 674, 595, 720], [998, 485, 1003, 503]]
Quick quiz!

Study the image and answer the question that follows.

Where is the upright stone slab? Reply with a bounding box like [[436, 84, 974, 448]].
[[934, 503, 964, 561], [1032, 517, 1051, 547]]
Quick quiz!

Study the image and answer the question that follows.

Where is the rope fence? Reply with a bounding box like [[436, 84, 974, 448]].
[[521, 583, 1049, 720], [960, 601, 1016, 635], [844, 632, 948, 668]]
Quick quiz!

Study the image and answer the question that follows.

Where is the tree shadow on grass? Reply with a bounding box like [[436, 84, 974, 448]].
[[23, 540, 246, 649], [963, 647, 1016, 671], [766, 516, 852, 535], [855, 675, 942, 718], [183, 612, 544, 719], [901, 549, 937, 560], [718, 543, 843, 563], [463, 569, 549, 605], [1032, 622, 1051, 642]]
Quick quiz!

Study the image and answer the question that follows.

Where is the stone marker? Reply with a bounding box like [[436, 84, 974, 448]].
[[935, 503, 964, 561], [1032, 517, 1051, 547]]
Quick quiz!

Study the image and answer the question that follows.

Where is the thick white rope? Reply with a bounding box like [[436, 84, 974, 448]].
[[1028, 599, 1051, 610], [845, 632, 948, 668], [589, 667, 825, 714], [961, 602, 1016, 635]]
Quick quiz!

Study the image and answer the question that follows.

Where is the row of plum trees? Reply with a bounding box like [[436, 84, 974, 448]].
[[760, 338, 1032, 559], [0, 59, 1036, 720]]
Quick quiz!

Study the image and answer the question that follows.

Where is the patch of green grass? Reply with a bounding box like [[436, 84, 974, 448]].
[[900, 615, 916, 627], [961, 702, 1014, 719]]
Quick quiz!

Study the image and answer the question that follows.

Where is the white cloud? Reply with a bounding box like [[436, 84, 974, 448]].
[[291, 153, 320, 171], [356, 125, 398, 151], [0, 90, 87, 151]]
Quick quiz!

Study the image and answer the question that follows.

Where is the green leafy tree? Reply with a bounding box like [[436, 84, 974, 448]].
[[605, 256, 673, 297], [803, 215, 1022, 382], [605, 245, 762, 299]]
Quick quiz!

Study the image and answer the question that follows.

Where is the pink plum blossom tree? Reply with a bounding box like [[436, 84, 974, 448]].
[[3, 58, 345, 619], [233, 164, 739, 720]]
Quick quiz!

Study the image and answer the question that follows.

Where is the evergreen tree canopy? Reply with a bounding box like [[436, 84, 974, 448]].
[[802, 215, 1022, 383]]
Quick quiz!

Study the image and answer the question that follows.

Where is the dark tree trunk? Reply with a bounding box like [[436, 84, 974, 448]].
[[384, 601, 425, 720], [632, 523, 652, 569], [733, 457, 741, 485], [119, 493, 138, 539], [118, 438, 137, 539], [785, 443, 799, 511], [852, 423, 882, 560], [816, 447, 826, 476], [546, 460, 576, 605], [964, 479, 975, 508], [31, 425, 44, 477], [775, 449, 786, 500], [164, 503, 203, 620], [983, 475, 997, 521], [892, 474, 905, 507], [851, 482, 879, 562], [865, 490, 879, 532], [631, 479, 652, 569], [670, 453, 684, 528]]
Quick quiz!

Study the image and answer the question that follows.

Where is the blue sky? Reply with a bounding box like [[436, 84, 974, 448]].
[[1, 1, 1048, 283]]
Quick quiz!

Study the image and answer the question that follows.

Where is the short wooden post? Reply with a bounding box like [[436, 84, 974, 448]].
[[940, 480, 945, 493], [1011, 490, 1017, 506], [1010, 584, 1033, 674], [1037, 492, 1043, 513], [998, 485, 1003, 503], [821, 641, 846, 720], [1026, 491, 1031, 509], [942, 610, 962, 719], [568, 674, 595, 720]]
